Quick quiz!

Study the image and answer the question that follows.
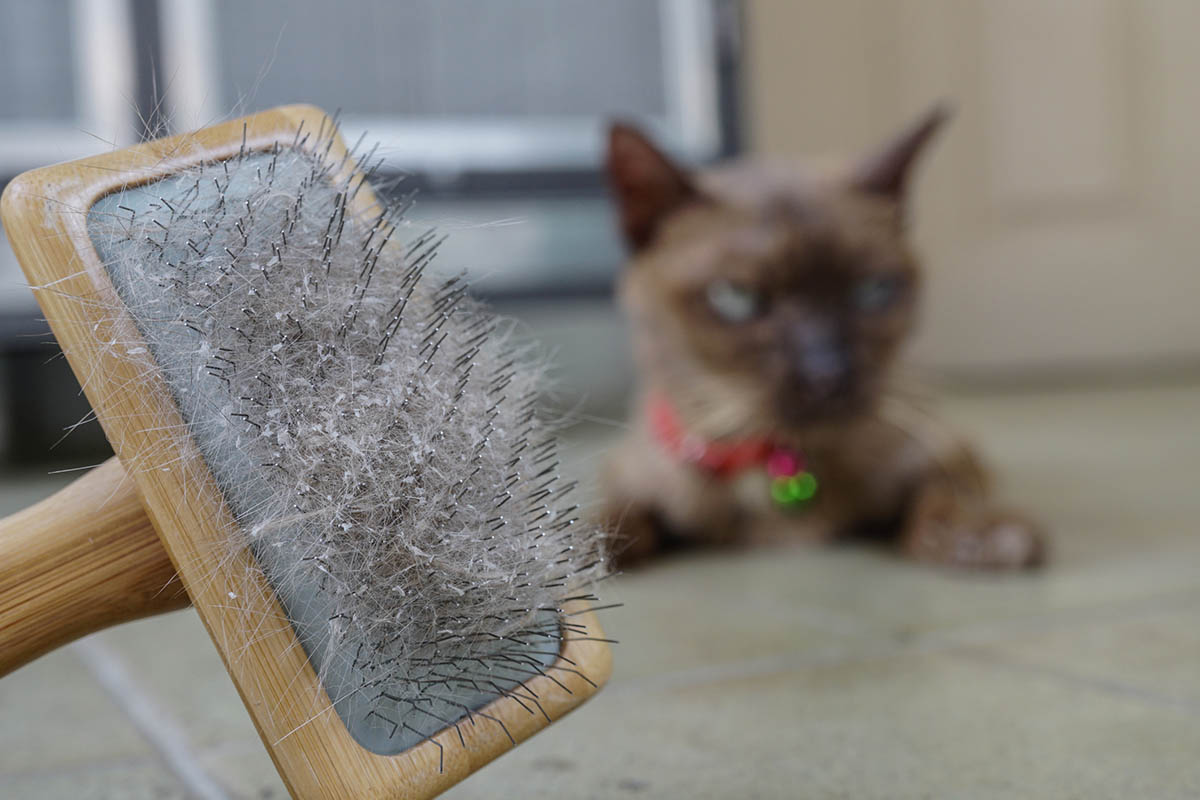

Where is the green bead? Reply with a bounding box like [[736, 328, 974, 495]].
[[794, 472, 818, 501], [770, 472, 818, 508], [770, 477, 793, 505]]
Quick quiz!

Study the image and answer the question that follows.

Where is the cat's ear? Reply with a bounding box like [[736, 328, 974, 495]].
[[850, 103, 951, 201], [606, 122, 701, 250]]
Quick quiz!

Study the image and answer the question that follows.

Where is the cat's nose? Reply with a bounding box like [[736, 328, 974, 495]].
[[801, 346, 846, 383], [798, 349, 849, 399], [789, 324, 850, 397]]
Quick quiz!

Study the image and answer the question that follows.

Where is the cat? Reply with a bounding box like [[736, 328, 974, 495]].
[[599, 105, 1046, 570]]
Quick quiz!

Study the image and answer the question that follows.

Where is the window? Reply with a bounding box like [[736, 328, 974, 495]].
[[0, 0, 138, 313], [1, 0, 738, 304], [162, 0, 722, 173], [157, 0, 735, 297], [0, 0, 740, 459]]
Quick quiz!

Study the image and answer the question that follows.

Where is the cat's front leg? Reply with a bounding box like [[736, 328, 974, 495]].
[[601, 434, 741, 567], [898, 474, 1046, 570], [841, 402, 1047, 570], [603, 501, 671, 567]]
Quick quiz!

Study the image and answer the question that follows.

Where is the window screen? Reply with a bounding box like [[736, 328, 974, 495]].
[[0, 0, 76, 122], [214, 0, 667, 119]]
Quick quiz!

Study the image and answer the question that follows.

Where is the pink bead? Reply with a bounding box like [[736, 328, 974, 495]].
[[766, 448, 803, 478]]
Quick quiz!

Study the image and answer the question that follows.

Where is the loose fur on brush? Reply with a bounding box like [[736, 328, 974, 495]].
[[81, 123, 608, 755]]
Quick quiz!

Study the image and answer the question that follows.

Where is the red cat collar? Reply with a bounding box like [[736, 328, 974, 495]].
[[647, 393, 817, 508]]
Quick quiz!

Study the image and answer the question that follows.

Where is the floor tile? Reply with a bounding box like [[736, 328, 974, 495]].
[[960, 595, 1200, 715], [616, 541, 1200, 652], [1, 764, 188, 800], [602, 550, 883, 681], [195, 740, 288, 800], [96, 611, 263, 750], [0, 648, 187, 798], [0, 648, 164, 774], [445, 648, 1200, 800], [3, 380, 1199, 798]]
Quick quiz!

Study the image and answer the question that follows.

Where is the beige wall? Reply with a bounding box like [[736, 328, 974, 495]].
[[744, 0, 1200, 377]]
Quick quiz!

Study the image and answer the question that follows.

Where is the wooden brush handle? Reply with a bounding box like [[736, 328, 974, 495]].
[[0, 457, 188, 675]]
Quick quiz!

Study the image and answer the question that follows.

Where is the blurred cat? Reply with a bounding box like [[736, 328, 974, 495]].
[[601, 106, 1045, 569]]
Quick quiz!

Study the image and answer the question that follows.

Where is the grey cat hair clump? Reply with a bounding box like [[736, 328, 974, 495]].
[[87, 132, 607, 752]]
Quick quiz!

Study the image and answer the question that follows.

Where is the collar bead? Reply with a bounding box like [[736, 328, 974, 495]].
[[648, 393, 818, 510]]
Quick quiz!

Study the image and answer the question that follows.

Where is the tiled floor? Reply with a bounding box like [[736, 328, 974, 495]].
[[2, 380, 1199, 799]]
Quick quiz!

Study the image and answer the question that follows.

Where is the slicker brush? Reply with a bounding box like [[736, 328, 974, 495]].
[[0, 105, 612, 799]]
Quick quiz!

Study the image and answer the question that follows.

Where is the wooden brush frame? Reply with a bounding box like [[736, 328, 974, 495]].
[[0, 105, 611, 799]]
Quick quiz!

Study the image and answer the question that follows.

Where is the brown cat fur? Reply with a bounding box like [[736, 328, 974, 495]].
[[601, 106, 1046, 570]]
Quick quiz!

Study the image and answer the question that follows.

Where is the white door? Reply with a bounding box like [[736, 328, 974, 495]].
[[746, 0, 1200, 375]]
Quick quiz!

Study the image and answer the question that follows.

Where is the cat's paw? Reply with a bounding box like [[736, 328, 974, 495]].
[[901, 486, 1046, 569], [604, 503, 667, 569], [904, 514, 1046, 569]]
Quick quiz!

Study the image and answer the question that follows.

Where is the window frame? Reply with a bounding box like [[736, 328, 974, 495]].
[[159, 0, 727, 176], [0, 0, 139, 175]]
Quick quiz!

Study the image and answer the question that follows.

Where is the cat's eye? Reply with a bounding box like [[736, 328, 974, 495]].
[[852, 275, 905, 313], [705, 280, 764, 323]]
